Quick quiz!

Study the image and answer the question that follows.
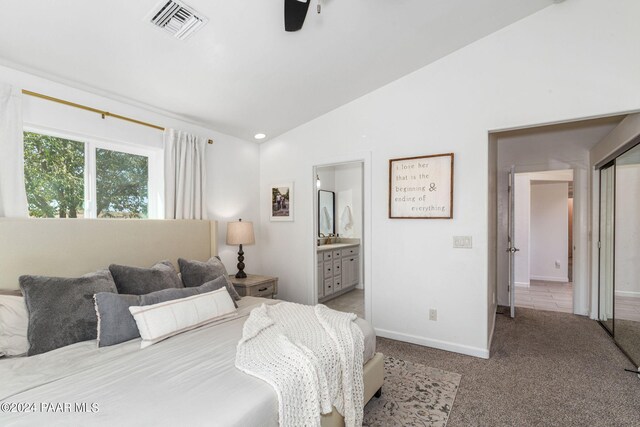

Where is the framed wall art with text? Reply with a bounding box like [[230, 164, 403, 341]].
[[389, 153, 454, 219]]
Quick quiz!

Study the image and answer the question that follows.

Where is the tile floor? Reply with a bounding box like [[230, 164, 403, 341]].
[[324, 288, 364, 318], [515, 280, 573, 314], [515, 281, 640, 320]]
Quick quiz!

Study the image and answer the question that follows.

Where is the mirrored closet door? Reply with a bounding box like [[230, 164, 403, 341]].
[[598, 163, 615, 334], [613, 143, 640, 365], [598, 142, 640, 367]]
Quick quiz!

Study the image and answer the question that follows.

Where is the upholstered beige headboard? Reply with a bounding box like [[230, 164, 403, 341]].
[[0, 219, 217, 291]]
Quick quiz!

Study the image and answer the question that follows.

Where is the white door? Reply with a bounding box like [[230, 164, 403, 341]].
[[507, 166, 519, 318]]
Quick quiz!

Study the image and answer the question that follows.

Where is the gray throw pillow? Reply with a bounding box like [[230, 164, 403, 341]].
[[178, 257, 241, 301], [109, 261, 182, 295], [19, 270, 117, 356], [94, 276, 232, 347]]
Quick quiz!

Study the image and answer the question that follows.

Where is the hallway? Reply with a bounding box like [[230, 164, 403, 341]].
[[515, 280, 573, 313]]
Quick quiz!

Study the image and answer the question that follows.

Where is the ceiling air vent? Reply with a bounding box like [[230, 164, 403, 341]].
[[149, 0, 208, 41]]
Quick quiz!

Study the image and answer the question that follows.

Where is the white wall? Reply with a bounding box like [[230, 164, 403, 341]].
[[317, 167, 336, 194], [487, 135, 498, 348], [530, 182, 569, 281], [259, 0, 640, 358], [514, 174, 531, 286], [334, 163, 363, 239], [208, 139, 262, 274], [0, 64, 261, 274], [591, 114, 640, 167]]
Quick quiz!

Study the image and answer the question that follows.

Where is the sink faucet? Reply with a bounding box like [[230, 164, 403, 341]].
[[319, 233, 334, 245]]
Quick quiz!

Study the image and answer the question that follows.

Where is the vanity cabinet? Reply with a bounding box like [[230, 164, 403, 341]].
[[317, 244, 359, 303], [342, 256, 359, 288], [317, 261, 324, 298]]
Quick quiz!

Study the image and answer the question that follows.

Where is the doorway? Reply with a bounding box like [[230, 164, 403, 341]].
[[490, 115, 626, 318], [513, 170, 574, 314], [314, 161, 365, 318]]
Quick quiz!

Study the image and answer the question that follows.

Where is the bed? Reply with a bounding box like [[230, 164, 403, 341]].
[[0, 219, 383, 426]]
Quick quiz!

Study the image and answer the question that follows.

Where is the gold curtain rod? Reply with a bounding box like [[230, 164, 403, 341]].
[[21, 89, 213, 144]]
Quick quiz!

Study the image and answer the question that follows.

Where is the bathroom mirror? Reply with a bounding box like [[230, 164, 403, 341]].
[[318, 190, 335, 237]]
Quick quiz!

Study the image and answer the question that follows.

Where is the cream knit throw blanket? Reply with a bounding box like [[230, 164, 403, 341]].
[[235, 302, 364, 427]]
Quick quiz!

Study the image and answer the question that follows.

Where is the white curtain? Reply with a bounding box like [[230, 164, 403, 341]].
[[163, 128, 208, 220], [0, 83, 28, 218]]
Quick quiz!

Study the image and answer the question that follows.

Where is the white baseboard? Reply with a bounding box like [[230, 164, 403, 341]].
[[530, 275, 568, 282], [615, 290, 640, 298], [514, 281, 530, 287], [375, 328, 489, 359], [574, 307, 590, 316]]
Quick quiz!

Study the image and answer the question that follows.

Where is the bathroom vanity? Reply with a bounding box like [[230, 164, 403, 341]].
[[317, 242, 360, 302]]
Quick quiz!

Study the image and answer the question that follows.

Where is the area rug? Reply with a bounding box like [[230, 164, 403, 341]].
[[363, 356, 461, 427]]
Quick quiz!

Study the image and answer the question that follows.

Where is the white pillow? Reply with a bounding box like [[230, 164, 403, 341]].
[[129, 287, 237, 349], [0, 295, 29, 357]]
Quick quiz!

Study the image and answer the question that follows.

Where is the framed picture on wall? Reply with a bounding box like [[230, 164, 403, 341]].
[[389, 153, 454, 219], [270, 182, 294, 221]]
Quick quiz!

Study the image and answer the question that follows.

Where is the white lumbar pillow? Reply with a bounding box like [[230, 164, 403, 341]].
[[129, 287, 237, 349], [0, 295, 29, 357]]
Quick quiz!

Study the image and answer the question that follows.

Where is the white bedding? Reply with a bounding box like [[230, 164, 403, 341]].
[[0, 297, 375, 426]]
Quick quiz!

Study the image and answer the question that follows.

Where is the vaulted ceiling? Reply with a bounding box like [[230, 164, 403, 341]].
[[0, 0, 554, 141]]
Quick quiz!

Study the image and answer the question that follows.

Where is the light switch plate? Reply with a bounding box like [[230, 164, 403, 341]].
[[453, 236, 472, 249]]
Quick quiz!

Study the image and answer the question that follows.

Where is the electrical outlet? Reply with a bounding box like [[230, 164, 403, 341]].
[[453, 236, 472, 249], [429, 309, 438, 321]]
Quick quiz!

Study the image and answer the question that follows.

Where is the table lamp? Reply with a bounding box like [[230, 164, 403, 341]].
[[226, 218, 255, 278]]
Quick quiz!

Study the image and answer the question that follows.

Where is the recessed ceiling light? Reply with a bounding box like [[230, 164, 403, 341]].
[[254, 133, 266, 140]]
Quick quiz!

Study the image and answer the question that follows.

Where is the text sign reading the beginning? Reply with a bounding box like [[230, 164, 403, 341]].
[[389, 153, 454, 219]]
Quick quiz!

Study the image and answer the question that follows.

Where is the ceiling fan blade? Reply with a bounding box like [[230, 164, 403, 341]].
[[284, 0, 310, 32]]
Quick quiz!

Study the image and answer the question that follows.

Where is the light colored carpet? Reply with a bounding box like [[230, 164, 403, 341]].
[[614, 319, 640, 366], [363, 356, 461, 427], [377, 307, 640, 426]]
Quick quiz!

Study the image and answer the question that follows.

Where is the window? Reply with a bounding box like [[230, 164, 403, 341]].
[[96, 148, 148, 218], [23, 131, 160, 219], [24, 133, 86, 218]]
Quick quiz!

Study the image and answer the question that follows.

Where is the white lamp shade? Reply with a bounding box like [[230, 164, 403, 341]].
[[226, 221, 255, 245]]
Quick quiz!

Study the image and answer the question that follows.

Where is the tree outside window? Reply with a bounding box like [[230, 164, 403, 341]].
[[23, 132, 149, 219], [96, 148, 148, 218], [23, 132, 84, 218]]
